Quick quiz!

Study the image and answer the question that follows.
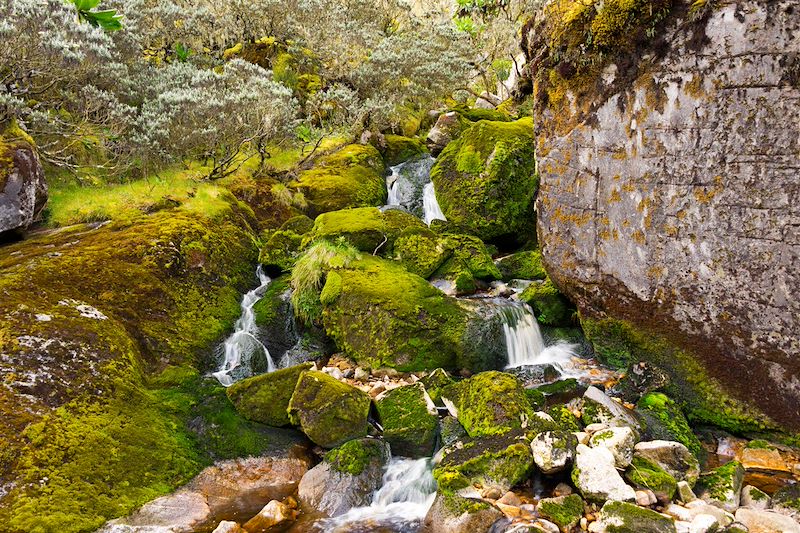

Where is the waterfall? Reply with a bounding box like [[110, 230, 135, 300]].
[[500, 302, 575, 370], [422, 182, 446, 226], [316, 457, 436, 532], [212, 265, 275, 386]]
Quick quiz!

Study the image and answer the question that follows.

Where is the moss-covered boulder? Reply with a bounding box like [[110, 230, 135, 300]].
[[696, 461, 745, 512], [633, 441, 700, 488], [426, 111, 470, 156], [421, 368, 455, 405], [0, 122, 48, 234], [495, 250, 546, 281], [422, 492, 504, 533], [636, 393, 703, 458], [290, 144, 386, 216], [537, 494, 584, 530], [547, 405, 583, 432], [393, 227, 452, 278], [440, 371, 535, 438], [593, 501, 677, 533], [287, 371, 371, 448], [430, 234, 501, 294], [531, 431, 578, 475], [258, 215, 314, 272], [518, 278, 573, 326], [623, 456, 677, 503], [376, 383, 438, 458], [382, 134, 427, 166], [309, 207, 425, 254], [430, 118, 536, 242], [226, 363, 312, 427]]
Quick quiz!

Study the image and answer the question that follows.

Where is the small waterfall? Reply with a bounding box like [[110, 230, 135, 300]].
[[499, 302, 575, 370], [422, 182, 446, 226], [316, 457, 436, 532], [212, 265, 276, 386]]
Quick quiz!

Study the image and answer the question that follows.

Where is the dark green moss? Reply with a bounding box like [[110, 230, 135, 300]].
[[421, 368, 455, 404], [526, 388, 546, 409], [324, 438, 387, 476], [624, 456, 677, 501], [696, 461, 744, 504], [382, 134, 428, 166], [518, 278, 573, 326], [376, 383, 438, 457], [252, 274, 292, 327], [537, 494, 584, 530], [495, 250, 546, 281], [451, 105, 512, 123], [226, 363, 313, 426], [636, 393, 703, 458], [597, 500, 677, 533]]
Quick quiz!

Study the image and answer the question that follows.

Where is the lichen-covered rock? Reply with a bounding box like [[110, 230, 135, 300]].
[[530, 0, 800, 434], [740, 485, 771, 511], [589, 426, 636, 469], [734, 508, 800, 533], [592, 501, 677, 533], [530, 431, 577, 475], [0, 127, 48, 235], [393, 227, 452, 278], [581, 386, 643, 433], [426, 111, 469, 156], [697, 461, 745, 513], [495, 250, 546, 282], [537, 494, 584, 531], [518, 278, 572, 327], [310, 207, 425, 254], [376, 383, 439, 457], [572, 444, 636, 503], [382, 134, 428, 166], [226, 363, 313, 427], [290, 144, 386, 216], [623, 456, 677, 504], [440, 371, 535, 438], [430, 118, 537, 242], [298, 438, 390, 517], [636, 393, 703, 458], [421, 492, 504, 533], [430, 234, 502, 295], [633, 441, 700, 487], [287, 371, 371, 448]]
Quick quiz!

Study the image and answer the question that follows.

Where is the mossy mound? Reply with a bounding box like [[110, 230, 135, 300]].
[[393, 227, 452, 278], [537, 494, 584, 530], [420, 368, 454, 404], [259, 215, 315, 272], [624, 456, 677, 502], [518, 278, 573, 326], [287, 370, 371, 448], [636, 393, 703, 458], [451, 105, 512, 123], [324, 438, 389, 476], [495, 250, 546, 281], [290, 144, 386, 216], [430, 118, 537, 242], [382, 134, 428, 166], [309, 207, 425, 255], [441, 371, 535, 438], [595, 500, 677, 533], [696, 461, 745, 512], [430, 234, 502, 294], [226, 363, 313, 427], [376, 383, 439, 458]]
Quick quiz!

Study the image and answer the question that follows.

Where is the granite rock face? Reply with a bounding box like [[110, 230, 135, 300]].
[[531, 2, 800, 430], [0, 136, 48, 234]]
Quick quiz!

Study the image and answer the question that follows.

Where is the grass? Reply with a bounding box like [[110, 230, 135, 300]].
[[260, 135, 349, 172]]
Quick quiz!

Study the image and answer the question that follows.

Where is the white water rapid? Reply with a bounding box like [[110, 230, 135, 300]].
[[422, 182, 446, 226], [212, 265, 276, 386], [384, 156, 446, 226], [316, 457, 437, 532], [500, 303, 576, 371]]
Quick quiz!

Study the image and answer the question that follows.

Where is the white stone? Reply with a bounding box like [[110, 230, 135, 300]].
[[735, 508, 800, 533], [589, 426, 636, 469], [211, 522, 241, 533], [688, 514, 719, 533], [572, 444, 636, 503]]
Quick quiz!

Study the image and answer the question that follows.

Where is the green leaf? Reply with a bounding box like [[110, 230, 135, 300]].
[[72, 0, 101, 11], [83, 9, 123, 31]]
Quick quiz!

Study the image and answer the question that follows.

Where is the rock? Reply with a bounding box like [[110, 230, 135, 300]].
[[421, 492, 505, 533], [554, 482, 574, 497], [309, 206, 425, 255], [376, 382, 438, 457], [531, 0, 800, 434], [518, 278, 573, 327], [740, 447, 792, 494], [495, 251, 547, 282], [531, 430, 578, 474], [624, 456, 678, 503], [678, 481, 697, 504], [259, 217, 313, 272], [683, 501, 736, 529], [498, 491, 522, 506], [429, 233, 502, 295], [591, 501, 677, 533], [636, 490, 657, 507], [440, 415, 468, 448], [393, 226, 452, 278], [688, 514, 720, 533], [287, 370, 371, 448], [734, 508, 800, 533], [547, 405, 583, 432], [581, 386, 642, 433], [634, 441, 701, 487], [771, 484, 800, 519], [589, 426, 637, 469], [354, 367, 369, 382], [382, 134, 427, 166], [537, 494, 585, 530], [636, 394, 704, 458], [697, 462, 745, 513], [289, 144, 386, 216], [425, 111, 469, 156], [0, 127, 48, 234], [740, 485, 771, 511], [297, 438, 390, 517], [614, 361, 671, 403], [723, 523, 750, 533], [572, 444, 636, 503], [420, 368, 454, 404], [226, 363, 313, 427], [430, 117, 536, 242], [213, 522, 243, 533], [242, 499, 297, 532], [440, 371, 535, 438]]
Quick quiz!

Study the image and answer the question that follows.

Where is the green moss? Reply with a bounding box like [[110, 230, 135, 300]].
[[430, 118, 537, 242], [226, 363, 313, 426], [597, 500, 677, 533], [382, 134, 428, 166], [696, 461, 744, 503], [536, 378, 579, 396], [636, 393, 703, 457], [495, 251, 546, 281], [745, 439, 774, 450], [430, 234, 502, 293], [393, 227, 452, 278], [537, 494, 584, 530], [441, 493, 491, 515], [324, 438, 387, 476], [518, 278, 573, 326], [526, 388, 546, 409], [376, 383, 439, 457], [253, 275, 292, 327], [547, 405, 583, 432], [451, 105, 512, 123], [420, 368, 455, 404], [290, 144, 386, 216], [259, 229, 306, 271], [624, 456, 677, 500], [309, 206, 425, 254]]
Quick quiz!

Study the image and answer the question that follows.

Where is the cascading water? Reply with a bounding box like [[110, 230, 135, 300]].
[[422, 182, 446, 226], [315, 457, 437, 532], [384, 155, 446, 226], [499, 302, 576, 371], [212, 265, 276, 386]]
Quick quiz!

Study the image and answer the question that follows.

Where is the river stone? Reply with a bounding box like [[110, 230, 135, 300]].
[[591, 501, 677, 533], [212, 522, 242, 533], [589, 426, 637, 469], [376, 382, 439, 457], [426, 111, 468, 156], [582, 386, 642, 433], [697, 461, 745, 513], [740, 485, 771, 511], [531, 430, 577, 474], [734, 508, 800, 533], [297, 438, 390, 517], [0, 131, 48, 235], [623, 456, 677, 504], [287, 370, 371, 448], [226, 363, 313, 427], [421, 492, 505, 533], [634, 441, 701, 487], [572, 444, 636, 504], [537, 494, 584, 530], [420, 368, 454, 404], [242, 499, 297, 532]]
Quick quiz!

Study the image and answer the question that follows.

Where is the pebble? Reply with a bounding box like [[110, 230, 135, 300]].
[[354, 367, 369, 382], [584, 423, 608, 434], [636, 490, 657, 506], [553, 482, 574, 497], [482, 487, 502, 500], [580, 517, 588, 530], [368, 384, 386, 397], [677, 480, 697, 503], [498, 491, 521, 506]]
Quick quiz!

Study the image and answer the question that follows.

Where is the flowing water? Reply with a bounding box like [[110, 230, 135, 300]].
[[212, 265, 276, 386], [422, 182, 446, 226], [385, 155, 446, 226], [315, 457, 437, 533], [496, 301, 577, 372]]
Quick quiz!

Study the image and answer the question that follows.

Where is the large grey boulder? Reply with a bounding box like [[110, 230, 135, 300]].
[[0, 134, 48, 234], [421, 492, 504, 533], [734, 508, 800, 533]]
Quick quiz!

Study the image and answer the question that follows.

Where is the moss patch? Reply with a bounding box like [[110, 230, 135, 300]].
[[376, 383, 438, 457], [226, 363, 313, 427], [519, 277, 573, 326], [309, 206, 425, 255], [636, 393, 703, 458], [382, 134, 428, 166], [624, 455, 677, 501], [324, 438, 387, 476], [537, 494, 584, 530], [496, 250, 546, 281]]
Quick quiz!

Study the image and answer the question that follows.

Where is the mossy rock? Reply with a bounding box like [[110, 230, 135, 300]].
[[309, 207, 425, 255], [290, 144, 386, 216], [547, 405, 583, 432], [636, 393, 703, 458], [495, 250, 546, 281], [226, 363, 313, 427], [441, 371, 535, 438], [280, 214, 315, 234], [696, 461, 745, 512], [420, 368, 454, 405], [430, 234, 502, 294], [259, 228, 306, 271], [451, 105, 512, 123], [287, 370, 371, 448], [526, 388, 546, 410], [376, 383, 439, 458], [518, 278, 573, 326], [537, 494, 584, 530], [595, 500, 677, 533], [624, 455, 677, 502], [382, 134, 428, 166], [430, 118, 537, 242], [324, 438, 390, 476], [393, 227, 452, 278]]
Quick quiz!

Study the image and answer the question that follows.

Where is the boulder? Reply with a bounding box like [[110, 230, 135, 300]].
[[242, 499, 297, 532], [537, 494, 584, 530], [588, 426, 637, 469], [382, 134, 427, 166], [420, 368, 454, 404], [572, 444, 636, 504], [697, 461, 745, 513], [297, 438, 390, 517], [614, 361, 671, 403], [0, 126, 48, 235], [430, 117, 536, 242], [426, 111, 469, 156], [581, 386, 642, 433], [421, 492, 504, 533], [636, 393, 703, 458], [287, 370, 371, 448], [591, 501, 677, 533], [309, 207, 425, 255], [518, 278, 573, 327], [376, 383, 439, 457], [440, 416, 468, 448], [740, 446, 792, 494], [740, 485, 771, 511], [734, 508, 800, 533], [623, 456, 678, 504], [393, 227, 452, 278], [772, 484, 800, 519], [633, 441, 701, 487], [530, 431, 577, 475], [226, 363, 313, 427], [258, 216, 314, 272], [495, 250, 546, 282], [429, 234, 502, 295]]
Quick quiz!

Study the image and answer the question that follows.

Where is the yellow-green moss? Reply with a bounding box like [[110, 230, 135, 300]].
[[309, 206, 425, 254], [324, 438, 387, 476], [537, 494, 585, 530], [382, 134, 428, 166], [518, 278, 573, 326], [376, 383, 439, 457], [496, 250, 546, 281], [226, 363, 313, 426], [624, 455, 677, 500]]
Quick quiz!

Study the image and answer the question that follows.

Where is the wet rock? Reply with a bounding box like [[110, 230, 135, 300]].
[[376, 382, 439, 457], [440, 416, 468, 448], [590, 501, 677, 533], [589, 426, 636, 469], [741, 447, 792, 494], [624, 456, 678, 503], [242, 499, 296, 532], [530, 430, 578, 474], [297, 438, 390, 517], [634, 441, 701, 487], [287, 370, 371, 448], [497, 491, 521, 507], [581, 386, 642, 433], [572, 444, 636, 503], [537, 494, 584, 530], [421, 492, 504, 533], [495, 250, 547, 282], [518, 278, 574, 327], [697, 461, 745, 513], [506, 364, 561, 388], [636, 393, 704, 459], [677, 481, 697, 504], [0, 130, 48, 235], [734, 508, 800, 533], [740, 485, 771, 511], [226, 363, 313, 427], [614, 361, 671, 403], [426, 111, 468, 156]]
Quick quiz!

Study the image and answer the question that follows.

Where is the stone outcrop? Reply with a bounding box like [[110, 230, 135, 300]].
[[0, 129, 47, 234], [527, 1, 800, 431]]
